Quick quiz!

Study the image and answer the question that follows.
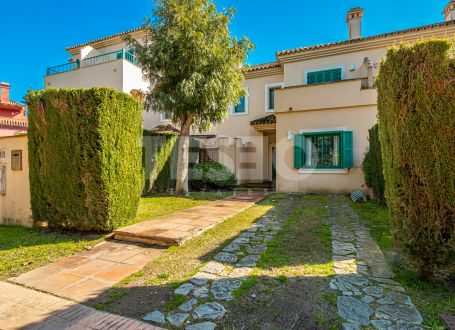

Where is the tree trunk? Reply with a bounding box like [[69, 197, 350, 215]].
[[416, 259, 434, 282], [175, 115, 194, 196]]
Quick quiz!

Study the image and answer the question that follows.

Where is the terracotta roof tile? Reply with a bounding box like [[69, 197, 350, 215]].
[[245, 62, 281, 72], [0, 119, 28, 128], [277, 20, 455, 56], [149, 124, 180, 134], [250, 114, 276, 126], [66, 27, 144, 51]]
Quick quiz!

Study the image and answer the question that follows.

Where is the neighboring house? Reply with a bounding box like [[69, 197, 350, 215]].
[[0, 82, 28, 137], [44, 2, 455, 193]]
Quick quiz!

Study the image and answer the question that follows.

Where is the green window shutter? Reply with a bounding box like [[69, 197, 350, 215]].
[[342, 131, 353, 168], [307, 68, 342, 85], [294, 134, 304, 169], [307, 72, 316, 85]]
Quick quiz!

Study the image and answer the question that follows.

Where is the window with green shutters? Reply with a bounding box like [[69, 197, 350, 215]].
[[293, 131, 353, 169], [307, 68, 342, 85]]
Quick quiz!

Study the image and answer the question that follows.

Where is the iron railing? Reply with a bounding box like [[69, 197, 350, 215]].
[[46, 60, 80, 76], [46, 49, 138, 76]]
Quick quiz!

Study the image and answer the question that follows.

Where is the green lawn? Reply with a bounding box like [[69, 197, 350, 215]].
[[0, 227, 104, 280], [351, 201, 455, 329], [0, 192, 231, 280]]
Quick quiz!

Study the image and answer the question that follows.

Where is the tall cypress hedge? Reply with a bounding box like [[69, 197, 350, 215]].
[[362, 124, 385, 203], [26, 88, 144, 231], [377, 40, 455, 280], [142, 130, 200, 194]]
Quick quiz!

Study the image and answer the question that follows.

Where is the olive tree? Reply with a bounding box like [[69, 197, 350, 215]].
[[130, 0, 252, 196]]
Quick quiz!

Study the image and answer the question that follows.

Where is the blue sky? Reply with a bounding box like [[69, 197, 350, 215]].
[[1, 0, 449, 102]]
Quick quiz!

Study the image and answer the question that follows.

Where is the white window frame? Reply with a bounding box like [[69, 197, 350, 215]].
[[160, 112, 172, 122], [231, 87, 249, 116], [265, 83, 284, 113], [303, 65, 346, 85]]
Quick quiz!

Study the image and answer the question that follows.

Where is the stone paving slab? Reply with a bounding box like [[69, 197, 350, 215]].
[[328, 195, 424, 330], [10, 241, 165, 302], [0, 281, 164, 330], [114, 192, 269, 247]]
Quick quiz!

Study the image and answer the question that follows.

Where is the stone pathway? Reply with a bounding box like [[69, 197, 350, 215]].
[[11, 241, 165, 302], [114, 192, 269, 247], [0, 281, 163, 330], [142, 195, 297, 329], [328, 195, 424, 330]]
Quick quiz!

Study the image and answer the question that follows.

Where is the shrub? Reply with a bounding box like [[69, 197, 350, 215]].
[[26, 88, 144, 231], [190, 162, 236, 191], [361, 124, 385, 203], [142, 131, 200, 194], [377, 39, 455, 280], [143, 132, 179, 194]]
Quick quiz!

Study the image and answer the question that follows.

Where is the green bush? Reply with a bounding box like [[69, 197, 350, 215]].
[[142, 131, 200, 194], [143, 131, 179, 194], [26, 88, 143, 231], [377, 39, 455, 280], [362, 124, 385, 203], [190, 162, 236, 191]]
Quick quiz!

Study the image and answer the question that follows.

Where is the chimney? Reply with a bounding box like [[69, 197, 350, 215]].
[[347, 8, 364, 40], [0, 82, 10, 103], [443, 1, 455, 21]]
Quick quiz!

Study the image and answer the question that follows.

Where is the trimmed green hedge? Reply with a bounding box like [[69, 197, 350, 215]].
[[143, 131, 200, 194], [26, 88, 144, 231], [190, 162, 236, 191], [362, 124, 385, 203], [377, 39, 455, 279]]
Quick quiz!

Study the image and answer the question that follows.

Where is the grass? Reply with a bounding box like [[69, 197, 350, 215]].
[[222, 194, 341, 329], [0, 226, 104, 279], [351, 200, 455, 329]]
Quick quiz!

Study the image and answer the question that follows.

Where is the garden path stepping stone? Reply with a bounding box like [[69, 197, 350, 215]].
[[193, 285, 209, 298], [214, 252, 238, 264], [328, 195, 423, 329], [375, 305, 423, 324], [337, 296, 373, 326], [193, 302, 226, 320], [223, 243, 240, 252], [211, 278, 242, 300], [179, 298, 198, 312], [143, 310, 165, 324], [190, 272, 217, 286], [185, 322, 217, 330], [200, 261, 225, 275], [175, 283, 194, 296], [167, 313, 190, 327]]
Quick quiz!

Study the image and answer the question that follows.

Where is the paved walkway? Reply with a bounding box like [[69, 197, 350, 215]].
[[141, 195, 297, 329], [114, 192, 269, 247], [0, 281, 163, 330], [328, 195, 424, 330], [11, 241, 165, 302]]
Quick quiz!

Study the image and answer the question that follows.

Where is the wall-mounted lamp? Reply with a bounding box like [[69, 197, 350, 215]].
[[288, 131, 293, 141], [350, 64, 356, 71]]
